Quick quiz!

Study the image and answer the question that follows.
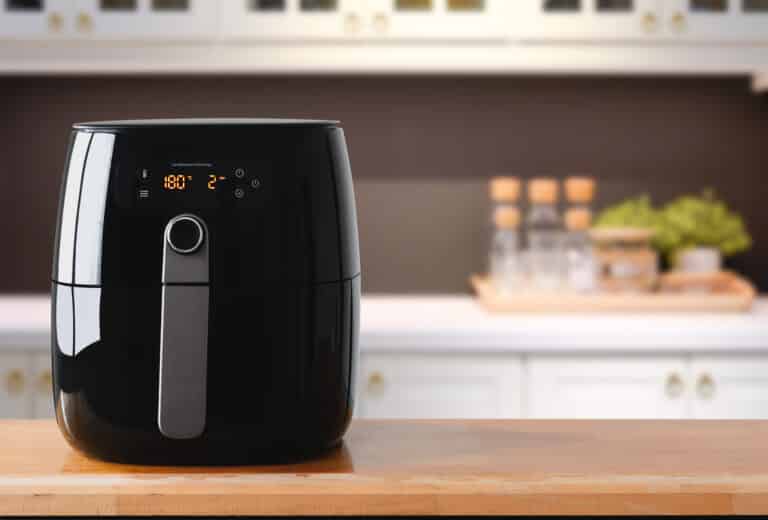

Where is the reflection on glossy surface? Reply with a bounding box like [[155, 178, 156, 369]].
[[54, 285, 73, 356], [74, 133, 115, 285], [53, 132, 90, 285], [74, 286, 102, 355], [53, 285, 102, 357]]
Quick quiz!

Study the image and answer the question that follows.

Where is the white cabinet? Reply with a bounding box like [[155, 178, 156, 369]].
[[690, 356, 768, 419], [220, 0, 506, 41], [0, 351, 53, 419], [357, 353, 522, 419], [0, 353, 32, 418], [0, 0, 71, 39], [664, 0, 732, 40], [1, 0, 766, 44], [528, 354, 768, 420], [31, 353, 53, 418], [514, 0, 663, 41], [73, 0, 217, 40], [736, 0, 768, 40], [369, 0, 506, 41], [513, 0, 768, 42], [528, 356, 688, 419], [355, 352, 768, 420], [0, 0, 217, 40], [663, 0, 768, 42], [220, 0, 355, 41]]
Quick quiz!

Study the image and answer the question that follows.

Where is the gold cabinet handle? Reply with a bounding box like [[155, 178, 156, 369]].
[[372, 12, 389, 34], [665, 372, 684, 399], [670, 11, 686, 32], [367, 371, 385, 394], [76, 12, 93, 32], [697, 373, 716, 400], [5, 370, 26, 396], [37, 370, 53, 395], [641, 11, 659, 33], [344, 12, 361, 35], [48, 12, 64, 32]]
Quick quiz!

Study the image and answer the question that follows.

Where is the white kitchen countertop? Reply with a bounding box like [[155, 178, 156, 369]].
[[3, 294, 768, 353]]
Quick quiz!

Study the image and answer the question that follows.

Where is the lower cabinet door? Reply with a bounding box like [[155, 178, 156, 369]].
[[31, 352, 54, 418], [691, 356, 768, 419], [357, 353, 521, 419], [0, 353, 33, 419], [528, 356, 688, 419]]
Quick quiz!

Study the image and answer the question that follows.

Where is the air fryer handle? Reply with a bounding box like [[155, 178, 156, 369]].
[[158, 214, 209, 440]]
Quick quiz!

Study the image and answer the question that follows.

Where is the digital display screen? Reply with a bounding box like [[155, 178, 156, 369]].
[[131, 161, 264, 209], [161, 173, 225, 191]]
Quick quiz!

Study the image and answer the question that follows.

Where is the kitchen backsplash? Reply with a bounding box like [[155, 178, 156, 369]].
[[2, 76, 766, 293]]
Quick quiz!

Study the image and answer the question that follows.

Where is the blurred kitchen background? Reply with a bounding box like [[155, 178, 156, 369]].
[[2, 0, 768, 421]]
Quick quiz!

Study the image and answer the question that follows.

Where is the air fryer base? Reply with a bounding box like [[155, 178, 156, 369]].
[[52, 277, 359, 465]]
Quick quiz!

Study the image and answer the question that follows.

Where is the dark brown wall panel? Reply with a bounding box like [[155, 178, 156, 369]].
[[1, 76, 766, 293]]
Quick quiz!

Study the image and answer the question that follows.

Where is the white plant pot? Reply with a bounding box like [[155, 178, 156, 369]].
[[677, 247, 722, 273]]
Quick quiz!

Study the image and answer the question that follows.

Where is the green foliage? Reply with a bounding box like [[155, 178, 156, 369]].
[[593, 195, 677, 251], [660, 190, 751, 258], [594, 191, 751, 258]]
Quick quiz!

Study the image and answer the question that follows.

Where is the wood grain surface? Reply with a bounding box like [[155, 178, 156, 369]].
[[2, 420, 768, 516]]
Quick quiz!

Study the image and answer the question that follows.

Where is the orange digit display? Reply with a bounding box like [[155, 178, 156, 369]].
[[163, 174, 190, 191]]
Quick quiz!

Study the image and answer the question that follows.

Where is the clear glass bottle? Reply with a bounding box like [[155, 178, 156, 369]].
[[525, 178, 563, 291], [490, 207, 523, 295], [488, 177, 522, 294], [563, 177, 597, 292], [563, 208, 598, 292]]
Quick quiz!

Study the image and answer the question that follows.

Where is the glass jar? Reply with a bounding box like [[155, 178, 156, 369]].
[[589, 228, 659, 292]]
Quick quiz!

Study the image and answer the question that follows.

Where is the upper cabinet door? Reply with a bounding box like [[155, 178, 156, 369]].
[[0, 0, 72, 39], [513, 0, 664, 41], [73, 0, 216, 40], [220, 0, 507, 41], [368, 0, 507, 40], [220, 0, 355, 40], [664, 0, 768, 41], [664, 0, 734, 40], [737, 0, 768, 40]]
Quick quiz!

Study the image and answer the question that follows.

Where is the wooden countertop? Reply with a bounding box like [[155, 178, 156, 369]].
[[3, 420, 768, 516]]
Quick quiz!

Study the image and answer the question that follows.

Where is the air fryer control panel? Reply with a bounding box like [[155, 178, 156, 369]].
[[114, 157, 271, 210]]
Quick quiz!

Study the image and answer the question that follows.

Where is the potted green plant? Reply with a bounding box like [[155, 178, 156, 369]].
[[593, 191, 751, 275], [660, 190, 751, 273]]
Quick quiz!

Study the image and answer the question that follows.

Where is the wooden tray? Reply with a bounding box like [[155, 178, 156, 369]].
[[471, 272, 756, 313]]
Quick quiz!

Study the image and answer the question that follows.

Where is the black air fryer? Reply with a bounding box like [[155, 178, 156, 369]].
[[51, 119, 360, 464]]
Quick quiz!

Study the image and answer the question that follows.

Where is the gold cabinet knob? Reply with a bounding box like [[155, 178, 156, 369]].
[[76, 12, 93, 32], [665, 372, 684, 399], [37, 370, 53, 394], [48, 12, 64, 32], [670, 11, 686, 32], [641, 11, 659, 33], [344, 12, 361, 35], [367, 371, 385, 394], [697, 373, 716, 400], [5, 370, 26, 396], [372, 12, 389, 34]]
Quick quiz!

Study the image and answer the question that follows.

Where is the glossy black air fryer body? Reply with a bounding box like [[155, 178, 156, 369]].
[[51, 119, 360, 464]]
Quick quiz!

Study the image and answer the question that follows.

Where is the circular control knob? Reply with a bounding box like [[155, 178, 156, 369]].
[[166, 215, 204, 254]]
